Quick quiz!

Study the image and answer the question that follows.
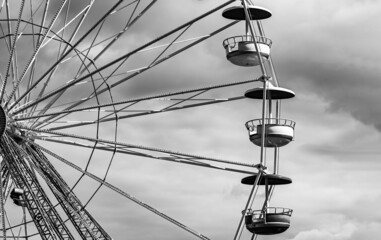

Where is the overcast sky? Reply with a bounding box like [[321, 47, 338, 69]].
[[85, 0, 381, 239], [102, 1, 381, 239], [2, 0, 381, 239]]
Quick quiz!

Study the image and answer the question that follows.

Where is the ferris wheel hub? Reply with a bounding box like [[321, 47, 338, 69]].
[[0, 105, 6, 137]]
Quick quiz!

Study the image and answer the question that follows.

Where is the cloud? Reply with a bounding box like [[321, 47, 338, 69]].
[[266, 0, 381, 132], [288, 221, 381, 240]]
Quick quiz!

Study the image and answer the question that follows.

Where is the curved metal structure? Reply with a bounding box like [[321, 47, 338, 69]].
[[0, 0, 263, 239]]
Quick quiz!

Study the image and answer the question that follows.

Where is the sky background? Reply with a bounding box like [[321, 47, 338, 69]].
[[2, 0, 381, 239]]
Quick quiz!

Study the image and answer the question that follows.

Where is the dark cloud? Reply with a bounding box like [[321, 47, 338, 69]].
[[266, 0, 381, 132]]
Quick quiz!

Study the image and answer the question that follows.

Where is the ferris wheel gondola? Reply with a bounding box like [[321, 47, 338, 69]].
[[221, 1, 296, 240]]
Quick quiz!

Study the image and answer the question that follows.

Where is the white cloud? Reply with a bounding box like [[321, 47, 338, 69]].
[[288, 220, 381, 240]]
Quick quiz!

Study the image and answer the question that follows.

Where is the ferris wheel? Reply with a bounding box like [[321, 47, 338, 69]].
[[0, 0, 297, 239]]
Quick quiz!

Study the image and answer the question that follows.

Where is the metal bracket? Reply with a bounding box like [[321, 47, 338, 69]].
[[253, 163, 267, 173], [258, 75, 271, 83]]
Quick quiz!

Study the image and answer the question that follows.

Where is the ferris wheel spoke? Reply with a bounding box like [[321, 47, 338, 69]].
[[27, 47, 107, 129], [27, 140, 213, 240], [92, 95, 244, 126], [86, 0, 157, 64], [7, 0, 127, 113], [25, 0, 96, 119], [15, 0, 70, 114], [34, 136, 256, 175], [10, 0, 148, 117], [18, 127, 257, 172], [13, 79, 259, 128], [13, 76, 254, 139], [23, 143, 112, 240], [10, 0, 98, 116], [11, 0, 72, 111], [44, 0, 156, 86], [30, 4, 120, 121], [62, 19, 239, 115], [0, 0, 25, 102], [10, 0, 237, 116], [0, 135, 76, 240], [38, 95, 243, 131], [15, 29, 234, 128], [4, 0, 68, 109], [14, 29, 233, 128]]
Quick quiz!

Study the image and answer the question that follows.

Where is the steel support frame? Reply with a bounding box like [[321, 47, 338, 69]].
[[26, 144, 112, 240], [0, 135, 74, 240]]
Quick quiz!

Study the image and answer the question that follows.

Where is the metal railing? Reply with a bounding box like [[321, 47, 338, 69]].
[[247, 207, 293, 222], [223, 35, 272, 52], [245, 118, 296, 133]]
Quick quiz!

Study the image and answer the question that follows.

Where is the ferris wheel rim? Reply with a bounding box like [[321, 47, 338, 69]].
[[0, 1, 259, 239]]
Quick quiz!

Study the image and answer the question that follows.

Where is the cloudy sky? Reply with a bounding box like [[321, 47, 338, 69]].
[[2, 0, 381, 239]]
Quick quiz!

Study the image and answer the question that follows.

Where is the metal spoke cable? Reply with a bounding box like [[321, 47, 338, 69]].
[[111, 0, 139, 14], [1, 135, 72, 240], [39, 2, 94, 50], [159, 90, 208, 112], [57, 0, 155, 67], [32, 137, 256, 175], [9, 0, 236, 115], [26, 0, 95, 118], [45, 20, 239, 124], [31, 1, 102, 122], [13, 78, 258, 121], [38, 1, 190, 128], [0, 0, 25, 101], [65, 47, 119, 210], [29, 46, 107, 129], [4, 0, 68, 108], [17, 96, 233, 116], [6, 0, 117, 115], [88, 0, 148, 64], [94, 89, 207, 126], [27, 141, 212, 240], [19, 126, 256, 169], [7, 0, 127, 112], [26, 0, 96, 119], [27, 0, 73, 122], [42, 95, 244, 131], [62, 34, 208, 68], [23, 144, 112, 240]]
